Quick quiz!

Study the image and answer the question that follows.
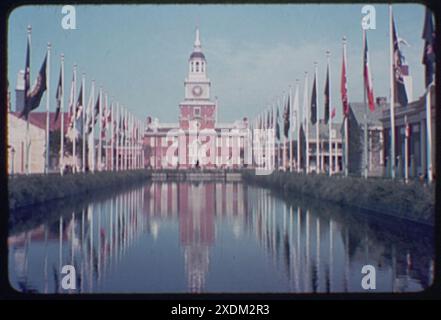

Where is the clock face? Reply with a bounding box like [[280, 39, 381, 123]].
[[192, 85, 203, 97]]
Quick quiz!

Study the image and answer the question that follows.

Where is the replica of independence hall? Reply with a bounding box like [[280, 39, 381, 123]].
[[143, 28, 249, 169]]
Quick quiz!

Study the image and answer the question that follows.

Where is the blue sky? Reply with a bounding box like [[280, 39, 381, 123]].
[[8, 4, 428, 124]]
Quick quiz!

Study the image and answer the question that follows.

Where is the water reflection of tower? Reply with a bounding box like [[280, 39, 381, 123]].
[[143, 181, 247, 292], [179, 183, 215, 293]]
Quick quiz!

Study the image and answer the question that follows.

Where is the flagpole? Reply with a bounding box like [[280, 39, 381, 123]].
[[277, 101, 281, 170], [81, 73, 86, 172], [343, 36, 349, 177], [111, 98, 114, 171], [133, 116, 136, 170], [289, 86, 293, 172], [265, 110, 268, 171], [257, 114, 260, 169], [98, 87, 103, 171], [90, 80, 95, 172], [122, 105, 125, 171], [135, 118, 138, 169], [304, 71, 309, 174], [389, 5, 396, 179], [314, 62, 319, 174], [283, 92, 287, 171], [105, 93, 109, 171], [136, 119, 139, 169], [257, 113, 261, 170], [85, 81, 90, 172], [129, 112, 131, 170], [107, 97, 114, 171], [426, 84, 433, 183], [131, 116, 134, 170], [141, 120, 145, 169], [139, 119, 142, 169], [114, 103, 117, 171], [139, 119, 141, 169], [362, 30, 369, 179], [115, 103, 119, 171], [60, 53, 65, 175], [72, 65, 77, 173], [295, 79, 300, 173], [129, 113, 132, 170], [126, 109, 129, 171], [404, 114, 409, 183], [132, 114, 135, 170], [271, 106, 274, 171], [118, 103, 121, 171], [45, 43, 51, 174], [119, 105, 124, 171], [124, 108, 128, 170], [262, 111, 266, 170], [25, 25, 31, 175], [326, 50, 332, 176], [122, 107, 125, 171], [140, 120, 143, 169]]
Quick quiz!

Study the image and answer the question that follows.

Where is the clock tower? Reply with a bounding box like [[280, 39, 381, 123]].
[[179, 27, 216, 130]]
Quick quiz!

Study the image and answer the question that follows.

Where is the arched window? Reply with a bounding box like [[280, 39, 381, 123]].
[[196, 61, 199, 72], [191, 62, 194, 72], [201, 62, 204, 72]]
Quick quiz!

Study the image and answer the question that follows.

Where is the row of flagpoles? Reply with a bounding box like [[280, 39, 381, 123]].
[[250, 6, 435, 182], [19, 25, 145, 175]]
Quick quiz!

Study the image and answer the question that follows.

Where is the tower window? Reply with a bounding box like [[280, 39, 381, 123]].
[[201, 62, 204, 72], [196, 62, 199, 72]]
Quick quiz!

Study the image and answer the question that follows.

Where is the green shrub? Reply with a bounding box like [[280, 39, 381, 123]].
[[243, 170, 434, 225], [8, 170, 152, 210]]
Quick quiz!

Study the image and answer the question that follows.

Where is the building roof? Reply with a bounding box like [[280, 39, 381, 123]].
[[190, 51, 206, 60], [9, 112, 71, 134], [306, 121, 343, 140], [349, 102, 384, 127]]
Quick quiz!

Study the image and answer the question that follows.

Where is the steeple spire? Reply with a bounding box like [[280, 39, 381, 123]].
[[194, 26, 201, 52]]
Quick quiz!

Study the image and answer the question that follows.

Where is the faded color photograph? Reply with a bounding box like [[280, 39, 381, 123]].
[[6, 4, 435, 293]]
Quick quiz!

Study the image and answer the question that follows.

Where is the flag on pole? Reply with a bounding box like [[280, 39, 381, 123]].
[[293, 83, 299, 134], [105, 104, 111, 128], [101, 97, 109, 139], [86, 85, 95, 134], [275, 107, 280, 141], [268, 107, 274, 129], [299, 123, 306, 167], [75, 85, 83, 120], [310, 74, 317, 124], [67, 73, 75, 122], [23, 34, 30, 118], [341, 47, 349, 117], [20, 54, 48, 119], [392, 15, 408, 107], [113, 108, 118, 143], [265, 109, 270, 129], [93, 95, 100, 125], [324, 64, 330, 124], [331, 107, 336, 119], [363, 31, 375, 112], [422, 8, 435, 88], [54, 66, 62, 124], [283, 95, 290, 138]]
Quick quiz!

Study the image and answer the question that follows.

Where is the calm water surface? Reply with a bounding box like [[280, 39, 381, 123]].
[[8, 181, 434, 293]]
